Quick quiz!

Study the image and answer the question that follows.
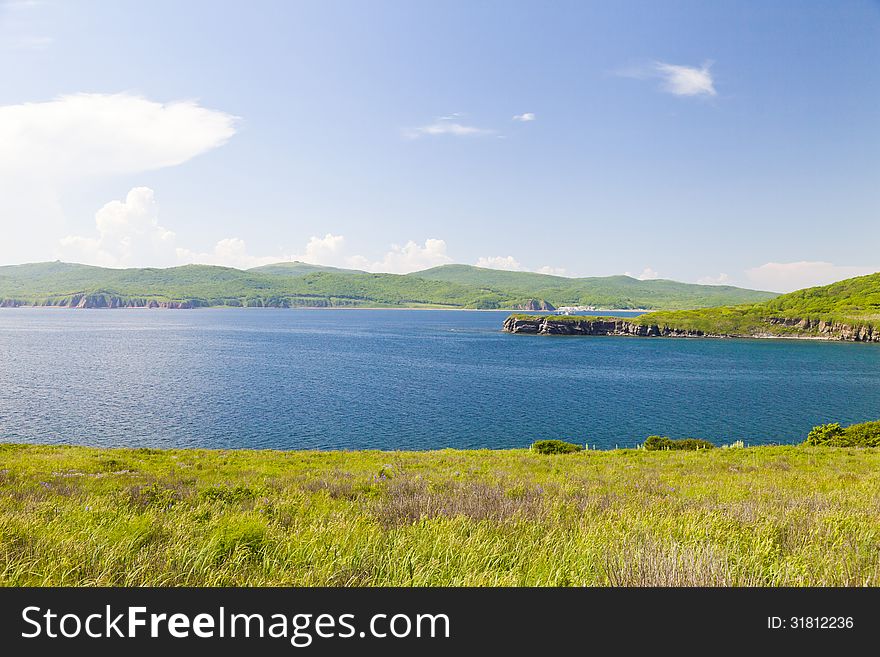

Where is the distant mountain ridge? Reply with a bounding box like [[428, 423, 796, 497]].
[[0, 261, 778, 310], [249, 261, 366, 276], [410, 264, 776, 308]]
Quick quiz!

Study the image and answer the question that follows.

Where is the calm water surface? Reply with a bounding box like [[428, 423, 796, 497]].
[[1, 308, 879, 450]]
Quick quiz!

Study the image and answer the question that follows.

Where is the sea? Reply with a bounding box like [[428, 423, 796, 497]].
[[1, 307, 879, 450]]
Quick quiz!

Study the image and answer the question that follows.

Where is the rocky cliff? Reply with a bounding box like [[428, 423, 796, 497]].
[[502, 315, 880, 342], [764, 317, 878, 342], [512, 299, 556, 311], [0, 295, 199, 309], [502, 316, 713, 337]]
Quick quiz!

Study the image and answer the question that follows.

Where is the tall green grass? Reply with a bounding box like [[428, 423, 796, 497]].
[[1, 444, 878, 586]]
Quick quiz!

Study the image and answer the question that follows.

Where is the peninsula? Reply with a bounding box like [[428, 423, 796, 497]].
[[504, 271, 880, 342]]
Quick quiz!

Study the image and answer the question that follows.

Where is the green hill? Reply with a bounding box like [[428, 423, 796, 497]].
[[510, 271, 880, 341], [411, 264, 777, 309], [0, 260, 777, 310], [248, 261, 365, 276], [633, 271, 880, 337]]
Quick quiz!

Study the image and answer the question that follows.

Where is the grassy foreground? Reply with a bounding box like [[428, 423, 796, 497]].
[[1, 443, 879, 586]]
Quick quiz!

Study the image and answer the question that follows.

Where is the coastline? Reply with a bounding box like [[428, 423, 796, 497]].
[[503, 314, 880, 344], [0, 305, 648, 312]]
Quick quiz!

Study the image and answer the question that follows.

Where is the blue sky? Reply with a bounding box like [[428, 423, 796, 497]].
[[1, 0, 878, 291]]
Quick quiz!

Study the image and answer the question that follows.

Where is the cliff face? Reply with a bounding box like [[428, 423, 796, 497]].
[[765, 317, 878, 342], [513, 299, 556, 311], [0, 295, 200, 309], [503, 316, 711, 338], [503, 315, 880, 342]]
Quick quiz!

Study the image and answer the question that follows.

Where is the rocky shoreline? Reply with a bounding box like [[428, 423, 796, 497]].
[[0, 295, 197, 309], [502, 315, 880, 342]]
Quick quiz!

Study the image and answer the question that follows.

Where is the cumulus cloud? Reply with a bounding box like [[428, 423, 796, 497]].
[[475, 258, 569, 276], [58, 187, 276, 269], [175, 238, 283, 270], [57, 188, 456, 274], [59, 187, 179, 267], [0, 93, 238, 178], [300, 233, 346, 265], [475, 255, 522, 271], [403, 115, 493, 139], [0, 92, 238, 265], [625, 267, 660, 281], [618, 61, 716, 97], [288, 236, 452, 274], [696, 273, 731, 286], [512, 112, 536, 122], [745, 261, 878, 293], [368, 239, 453, 273]]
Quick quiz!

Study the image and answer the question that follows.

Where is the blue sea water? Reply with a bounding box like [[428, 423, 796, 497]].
[[1, 308, 879, 450]]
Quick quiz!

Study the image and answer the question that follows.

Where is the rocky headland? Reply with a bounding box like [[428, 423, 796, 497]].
[[502, 314, 880, 342]]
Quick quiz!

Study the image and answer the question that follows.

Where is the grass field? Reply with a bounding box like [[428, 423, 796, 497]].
[[1, 443, 878, 586]]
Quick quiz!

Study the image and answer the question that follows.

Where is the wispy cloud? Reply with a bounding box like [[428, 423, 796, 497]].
[[512, 112, 535, 122], [618, 61, 716, 97], [403, 114, 494, 139]]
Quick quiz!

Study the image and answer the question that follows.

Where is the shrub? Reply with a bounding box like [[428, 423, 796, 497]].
[[805, 421, 880, 447], [643, 436, 715, 451], [531, 440, 584, 455], [805, 423, 844, 446]]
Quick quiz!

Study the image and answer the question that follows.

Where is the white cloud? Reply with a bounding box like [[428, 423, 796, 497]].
[[175, 238, 283, 270], [368, 239, 452, 273], [475, 258, 569, 276], [618, 61, 716, 98], [403, 116, 493, 139], [58, 187, 276, 269], [0, 92, 238, 265], [57, 188, 457, 274], [625, 267, 660, 281], [59, 187, 180, 267], [654, 62, 716, 97], [475, 255, 522, 271], [0, 93, 238, 178], [291, 236, 452, 274], [696, 273, 731, 286], [745, 261, 878, 293], [512, 112, 536, 122], [301, 233, 346, 264]]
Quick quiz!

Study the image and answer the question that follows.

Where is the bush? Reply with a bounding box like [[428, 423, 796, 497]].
[[531, 439, 584, 455], [805, 421, 880, 447], [643, 436, 715, 451], [805, 423, 845, 446]]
